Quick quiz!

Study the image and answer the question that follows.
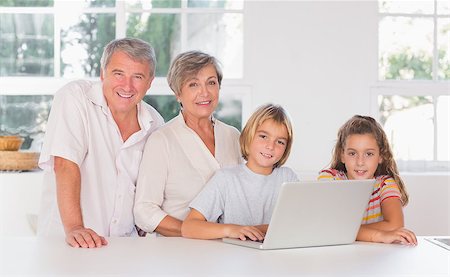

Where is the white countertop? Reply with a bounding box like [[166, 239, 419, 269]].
[[0, 236, 448, 276]]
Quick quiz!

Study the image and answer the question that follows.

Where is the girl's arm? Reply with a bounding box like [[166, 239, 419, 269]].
[[357, 198, 417, 244], [364, 198, 405, 231], [181, 209, 265, 241], [357, 225, 417, 245]]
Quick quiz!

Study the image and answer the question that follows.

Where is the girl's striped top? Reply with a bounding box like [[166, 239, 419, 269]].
[[318, 169, 402, 224]]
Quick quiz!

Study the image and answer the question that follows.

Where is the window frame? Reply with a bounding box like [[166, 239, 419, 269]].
[[375, 1, 450, 172], [0, 0, 250, 129]]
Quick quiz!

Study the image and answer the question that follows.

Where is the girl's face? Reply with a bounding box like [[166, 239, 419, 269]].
[[177, 64, 219, 122], [340, 134, 382, 180], [246, 119, 288, 175]]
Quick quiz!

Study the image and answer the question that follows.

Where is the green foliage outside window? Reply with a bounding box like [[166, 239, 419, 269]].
[[127, 0, 180, 77], [0, 0, 53, 7]]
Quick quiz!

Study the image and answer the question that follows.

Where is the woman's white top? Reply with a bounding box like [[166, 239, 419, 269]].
[[134, 113, 241, 233]]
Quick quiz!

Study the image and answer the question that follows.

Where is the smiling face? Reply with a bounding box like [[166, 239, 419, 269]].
[[177, 64, 219, 122], [340, 133, 383, 180], [246, 119, 288, 175], [100, 51, 153, 117]]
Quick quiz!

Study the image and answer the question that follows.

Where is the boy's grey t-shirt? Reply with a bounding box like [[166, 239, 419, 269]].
[[189, 164, 299, 226]]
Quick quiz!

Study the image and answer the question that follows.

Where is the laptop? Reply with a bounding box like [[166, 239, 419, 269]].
[[425, 237, 450, 251], [222, 179, 375, 250]]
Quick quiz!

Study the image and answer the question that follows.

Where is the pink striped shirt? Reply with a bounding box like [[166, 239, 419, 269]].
[[318, 169, 402, 224]]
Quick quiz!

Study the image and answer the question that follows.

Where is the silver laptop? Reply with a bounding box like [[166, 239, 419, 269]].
[[222, 179, 375, 250], [425, 237, 450, 251]]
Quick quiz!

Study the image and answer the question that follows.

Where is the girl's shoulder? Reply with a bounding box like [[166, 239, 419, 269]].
[[318, 168, 347, 180], [375, 175, 398, 187]]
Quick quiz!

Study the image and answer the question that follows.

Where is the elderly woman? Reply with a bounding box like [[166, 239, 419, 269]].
[[134, 51, 241, 236]]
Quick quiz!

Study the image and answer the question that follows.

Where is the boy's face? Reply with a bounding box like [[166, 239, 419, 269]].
[[340, 133, 382, 180], [246, 119, 288, 175]]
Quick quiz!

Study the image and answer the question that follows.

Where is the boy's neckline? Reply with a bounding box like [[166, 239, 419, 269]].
[[244, 163, 274, 177]]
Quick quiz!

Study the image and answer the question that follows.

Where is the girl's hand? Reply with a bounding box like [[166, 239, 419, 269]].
[[373, 227, 418, 245], [225, 225, 265, 241]]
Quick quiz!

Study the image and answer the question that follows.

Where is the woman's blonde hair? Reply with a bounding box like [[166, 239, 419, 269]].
[[240, 104, 293, 168], [329, 115, 409, 205]]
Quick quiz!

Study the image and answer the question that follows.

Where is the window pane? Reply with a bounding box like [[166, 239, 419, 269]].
[[437, 95, 449, 161], [379, 95, 434, 161], [379, 16, 433, 80], [126, 13, 181, 77], [187, 13, 243, 78], [0, 0, 53, 7], [378, 0, 434, 14], [0, 14, 54, 76], [83, 0, 115, 8], [437, 0, 450, 15], [188, 0, 243, 9], [61, 13, 115, 77], [437, 18, 450, 80], [143, 94, 242, 130], [126, 0, 181, 9], [143, 95, 179, 122], [215, 94, 242, 130], [0, 95, 52, 151]]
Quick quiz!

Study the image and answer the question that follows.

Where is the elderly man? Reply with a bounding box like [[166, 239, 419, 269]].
[[37, 38, 164, 248]]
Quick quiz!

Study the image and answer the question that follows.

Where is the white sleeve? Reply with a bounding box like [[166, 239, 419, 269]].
[[39, 86, 88, 170], [134, 131, 170, 233]]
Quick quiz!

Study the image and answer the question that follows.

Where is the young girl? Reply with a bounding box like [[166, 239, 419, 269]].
[[181, 104, 299, 241], [319, 115, 417, 245]]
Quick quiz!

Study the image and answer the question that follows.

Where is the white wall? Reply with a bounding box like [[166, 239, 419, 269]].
[[244, 1, 378, 172], [243, 1, 449, 235]]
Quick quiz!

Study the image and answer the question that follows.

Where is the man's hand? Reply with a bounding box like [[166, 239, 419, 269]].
[[65, 226, 108, 248]]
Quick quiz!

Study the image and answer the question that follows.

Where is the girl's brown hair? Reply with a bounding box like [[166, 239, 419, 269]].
[[330, 115, 409, 205], [240, 104, 293, 168]]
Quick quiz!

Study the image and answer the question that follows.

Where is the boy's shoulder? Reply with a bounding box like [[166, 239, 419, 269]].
[[272, 166, 299, 182], [274, 166, 296, 175]]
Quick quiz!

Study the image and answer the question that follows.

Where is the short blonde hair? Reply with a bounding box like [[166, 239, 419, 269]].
[[240, 104, 294, 168], [167, 50, 223, 97]]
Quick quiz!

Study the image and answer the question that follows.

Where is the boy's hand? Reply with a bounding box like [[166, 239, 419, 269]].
[[373, 227, 418, 245], [65, 226, 108, 248], [225, 225, 265, 241]]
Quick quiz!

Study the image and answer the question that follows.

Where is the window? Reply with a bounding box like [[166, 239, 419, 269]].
[[374, 0, 450, 171], [0, 0, 246, 152]]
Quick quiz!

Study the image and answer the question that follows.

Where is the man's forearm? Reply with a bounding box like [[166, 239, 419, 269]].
[[54, 156, 84, 233]]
